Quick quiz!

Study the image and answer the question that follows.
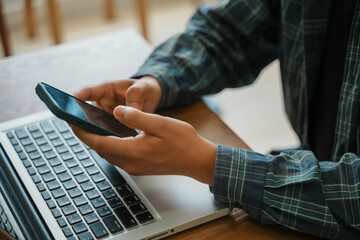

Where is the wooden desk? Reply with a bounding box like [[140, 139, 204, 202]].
[[0, 29, 318, 240]]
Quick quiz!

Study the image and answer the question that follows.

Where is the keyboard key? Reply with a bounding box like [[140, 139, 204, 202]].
[[73, 222, 88, 234], [62, 226, 73, 237], [90, 222, 109, 238], [48, 157, 61, 167], [75, 173, 89, 184], [81, 159, 94, 168], [47, 132, 59, 140], [108, 197, 123, 209], [51, 138, 63, 147], [6, 131, 14, 139], [53, 119, 69, 133], [46, 199, 56, 209], [103, 215, 123, 233], [61, 152, 73, 161], [44, 150, 57, 160], [35, 137, 47, 146], [124, 195, 140, 206], [19, 151, 27, 160], [97, 206, 112, 217], [27, 124, 39, 132], [56, 145, 68, 154], [68, 188, 82, 198], [86, 166, 99, 175], [56, 196, 71, 207], [42, 172, 56, 182], [40, 122, 54, 133], [91, 198, 106, 209], [15, 128, 28, 139], [116, 184, 134, 198], [36, 182, 46, 192], [91, 173, 105, 183], [61, 205, 77, 216], [40, 143, 52, 153], [65, 159, 78, 168], [70, 166, 83, 176], [90, 150, 126, 187], [24, 144, 37, 153], [114, 206, 138, 229], [136, 211, 154, 224], [57, 217, 67, 228], [66, 138, 79, 147], [38, 165, 51, 175], [53, 164, 67, 174], [14, 145, 22, 153], [78, 231, 94, 240], [10, 137, 18, 146], [47, 180, 61, 191], [130, 203, 147, 215], [41, 191, 51, 201], [52, 188, 66, 199], [27, 166, 36, 175], [102, 189, 117, 200], [33, 158, 46, 168], [79, 204, 94, 216], [29, 150, 41, 160], [97, 181, 111, 191], [63, 179, 77, 190], [84, 213, 99, 225], [73, 196, 87, 207], [76, 151, 89, 161], [22, 159, 31, 168], [67, 213, 82, 225], [62, 131, 73, 140], [32, 174, 41, 184], [20, 137, 32, 146], [52, 208, 62, 218], [81, 181, 94, 192], [30, 130, 43, 139], [71, 144, 84, 153], [58, 172, 72, 182], [86, 190, 100, 200]]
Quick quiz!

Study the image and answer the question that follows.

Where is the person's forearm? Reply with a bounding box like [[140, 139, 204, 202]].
[[213, 145, 360, 239], [133, 0, 280, 108]]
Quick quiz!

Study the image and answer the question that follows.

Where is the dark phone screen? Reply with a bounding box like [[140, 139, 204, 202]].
[[43, 84, 138, 137]]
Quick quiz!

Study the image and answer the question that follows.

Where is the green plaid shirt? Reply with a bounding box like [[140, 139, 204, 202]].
[[133, 0, 360, 239]]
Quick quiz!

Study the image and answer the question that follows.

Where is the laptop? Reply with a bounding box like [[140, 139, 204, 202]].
[[0, 109, 230, 240]]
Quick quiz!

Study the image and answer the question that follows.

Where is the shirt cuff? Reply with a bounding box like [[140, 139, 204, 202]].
[[213, 144, 268, 221]]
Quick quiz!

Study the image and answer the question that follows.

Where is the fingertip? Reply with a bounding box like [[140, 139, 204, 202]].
[[113, 105, 126, 118], [73, 88, 87, 100]]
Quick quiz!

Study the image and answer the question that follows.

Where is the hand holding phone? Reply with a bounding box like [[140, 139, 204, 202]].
[[35, 82, 138, 138]]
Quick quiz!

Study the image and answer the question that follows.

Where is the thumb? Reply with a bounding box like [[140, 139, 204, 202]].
[[126, 84, 145, 110], [114, 106, 168, 137]]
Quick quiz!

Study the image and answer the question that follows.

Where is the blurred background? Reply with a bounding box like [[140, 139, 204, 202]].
[[0, 0, 299, 154]]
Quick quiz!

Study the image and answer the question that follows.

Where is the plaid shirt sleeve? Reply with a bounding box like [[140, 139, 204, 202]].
[[214, 145, 360, 239], [133, 0, 280, 108]]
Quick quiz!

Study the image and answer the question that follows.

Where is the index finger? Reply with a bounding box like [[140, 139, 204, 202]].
[[70, 124, 134, 155], [73, 84, 107, 101]]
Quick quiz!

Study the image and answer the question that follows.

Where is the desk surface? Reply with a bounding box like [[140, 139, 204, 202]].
[[0, 29, 318, 240]]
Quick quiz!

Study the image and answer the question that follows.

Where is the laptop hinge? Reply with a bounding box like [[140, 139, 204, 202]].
[[0, 144, 53, 240]]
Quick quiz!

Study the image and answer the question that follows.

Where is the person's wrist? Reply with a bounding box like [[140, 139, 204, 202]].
[[189, 138, 217, 185]]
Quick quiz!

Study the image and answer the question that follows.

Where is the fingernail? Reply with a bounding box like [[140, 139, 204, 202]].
[[129, 102, 140, 109], [114, 105, 126, 116]]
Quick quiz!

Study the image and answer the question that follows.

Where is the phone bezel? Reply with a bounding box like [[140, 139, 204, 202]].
[[35, 82, 137, 138]]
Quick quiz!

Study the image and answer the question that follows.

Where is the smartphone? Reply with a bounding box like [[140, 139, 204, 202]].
[[35, 82, 138, 138]]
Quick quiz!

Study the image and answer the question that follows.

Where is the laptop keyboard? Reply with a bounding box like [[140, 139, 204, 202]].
[[0, 203, 18, 239], [6, 118, 155, 239]]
